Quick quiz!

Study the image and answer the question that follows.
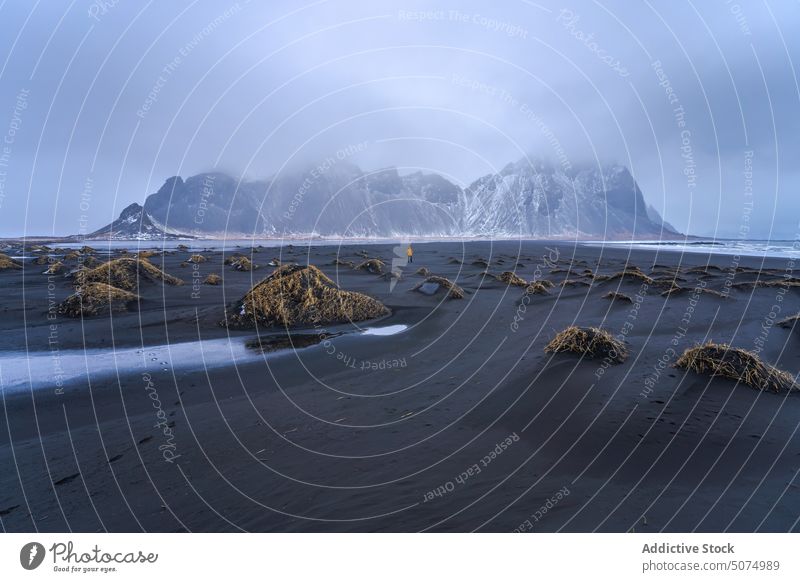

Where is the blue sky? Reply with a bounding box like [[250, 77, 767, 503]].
[[0, 0, 798, 238]]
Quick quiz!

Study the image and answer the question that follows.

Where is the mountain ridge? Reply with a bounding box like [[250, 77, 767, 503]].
[[88, 159, 678, 240]]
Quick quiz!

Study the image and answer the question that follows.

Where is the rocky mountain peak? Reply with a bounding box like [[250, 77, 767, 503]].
[[87, 158, 677, 240]]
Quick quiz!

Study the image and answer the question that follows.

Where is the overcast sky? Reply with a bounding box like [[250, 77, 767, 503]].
[[0, 0, 798, 238]]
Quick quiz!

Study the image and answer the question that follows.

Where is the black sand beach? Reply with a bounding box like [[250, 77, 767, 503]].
[[1, 240, 799, 532]]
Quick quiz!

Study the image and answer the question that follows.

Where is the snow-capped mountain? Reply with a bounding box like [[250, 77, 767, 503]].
[[88, 202, 187, 240], [87, 159, 677, 240], [463, 160, 667, 238]]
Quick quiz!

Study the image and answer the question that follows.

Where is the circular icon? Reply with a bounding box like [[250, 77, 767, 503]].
[[19, 542, 46, 570]]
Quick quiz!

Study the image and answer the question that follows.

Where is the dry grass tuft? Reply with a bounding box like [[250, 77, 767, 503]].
[[63, 251, 81, 261], [652, 275, 688, 284], [355, 258, 385, 274], [228, 264, 388, 328], [496, 271, 529, 287], [523, 281, 550, 296], [32, 255, 50, 265], [74, 257, 183, 291], [550, 268, 581, 276], [332, 258, 355, 268], [230, 256, 257, 271], [43, 261, 64, 275], [412, 275, 465, 299], [204, 273, 222, 285], [649, 268, 683, 278], [595, 268, 654, 285], [414, 267, 431, 277], [188, 254, 207, 263], [57, 282, 139, 317], [734, 279, 800, 289], [685, 265, 726, 275], [224, 254, 244, 265], [778, 314, 800, 328], [81, 255, 103, 268], [661, 286, 727, 298], [545, 326, 627, 363], [676, 342, 797, 393], [561, 279, 591, 287], [0, 253, 22, 271], [79, 245, 96, 254], [177, 244, 189, 252], [603, 291, 633, 303]]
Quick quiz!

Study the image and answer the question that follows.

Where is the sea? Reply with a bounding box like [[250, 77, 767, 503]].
[[35, 237, 800, 259]]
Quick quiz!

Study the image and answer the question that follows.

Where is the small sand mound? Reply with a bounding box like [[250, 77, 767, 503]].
[[74, 258, 183, 291], [472, 259, 489, 268], [778, 314, 800, 328], [43, 261, 64, 275], [537, 279, 555, 289], [738, 279, 800, 289], [545, 326, 627, 363], [561, 279, 591, 287], [177, 244, 189, 252], [595, 268, 654, 285], [204, 273, 222, 285], [676, 342, 797, 393], [355, 258, 385, 274], [136, 250, 160, 259], [57, 282, 139, 317], [268, 258, 281, 267], [79, 245, 96, 254], [231, 257, 256, 271], [188, 254, 207, 263], [661, 286, 727, 298], [523, 281, 550, 295], [0, 253, 22, 271], [652, 275, 688, 284], [80, 256, 103, 268], [496, 271, 528, 287], [32, 255, 50, 265], [550, 268, 581, 276], [228, 264, 388, 328], [603, 291, 633, 303], [685, 265, 725, 275], [412, 276, 464, 299], [63, 251, 81, 261], [447, 258, 462, 265], [332, 258, 354, 268], [414, 267, 431, 277]]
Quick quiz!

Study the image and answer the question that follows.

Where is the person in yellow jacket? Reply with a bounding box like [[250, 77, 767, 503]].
[[406, 244, 413, 263]]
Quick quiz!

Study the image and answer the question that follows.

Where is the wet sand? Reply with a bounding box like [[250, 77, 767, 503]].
[[1, 240, 799, 532]]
